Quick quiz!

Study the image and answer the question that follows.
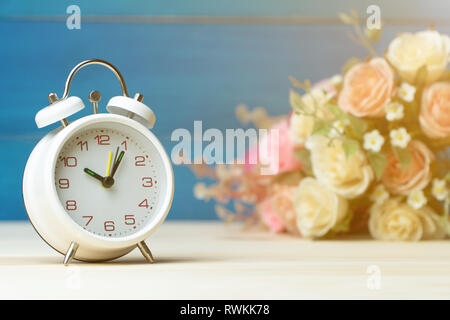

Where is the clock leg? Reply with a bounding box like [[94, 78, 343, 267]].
[[63, 241, 79, 266], [137, 240, 154, 263]]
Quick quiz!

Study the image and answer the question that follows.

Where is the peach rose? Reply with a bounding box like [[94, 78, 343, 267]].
[[419, 82, 450, 139], [382, 140, 434, 195], [338, 58, 395, 118]]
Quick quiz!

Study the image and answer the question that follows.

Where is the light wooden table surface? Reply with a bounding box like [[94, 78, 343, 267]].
[[0, 221, 449, 299]]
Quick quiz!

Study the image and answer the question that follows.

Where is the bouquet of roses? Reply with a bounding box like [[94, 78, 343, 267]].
[[190, 11, 450, 241]]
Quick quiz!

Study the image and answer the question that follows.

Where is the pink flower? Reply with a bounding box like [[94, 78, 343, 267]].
[[258, 196, 286, 233], [244, 142, 259, 172], [245, 120, 302, 175], [270, 185, 300, 234]]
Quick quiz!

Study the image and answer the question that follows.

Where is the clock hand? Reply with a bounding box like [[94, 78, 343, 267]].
[[112, 146, 119, 168], [83, 150, 116, 189], [106, 150, 113, 177], [110, 150, 125, 178], [98, 150, 116, 188], [84, 168, 105, 182]]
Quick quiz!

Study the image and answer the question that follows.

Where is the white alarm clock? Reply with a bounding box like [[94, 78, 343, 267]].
[[23, 59, 174, 265]]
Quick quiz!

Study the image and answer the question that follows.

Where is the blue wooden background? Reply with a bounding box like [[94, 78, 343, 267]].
[[0, 0, 449, 220]]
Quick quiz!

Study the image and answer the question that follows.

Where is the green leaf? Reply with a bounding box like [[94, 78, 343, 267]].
[[332, 211, 353, 233], [414, 65, 428, 87], [407, 99, 420, 123], [365, 26, 382, 42], [294, 149, 312, 175], [348, 115, 368, 139], [443, 197, 450, 236], [312, 119, 332, 136], [342, 138, 360, 158], [393, 147, 412, 170], [439, 70, 450, 82], [437, 215, 450, 234], [289, 89, 305, 113], [272, 170, 303, 185], [326, 103, 347, 120], [294, 148, 310, 163], [289, 76, 303, 89], [367, 152, 387, 180], [289, 76, 312, 91], [304, 79, 312, 90]]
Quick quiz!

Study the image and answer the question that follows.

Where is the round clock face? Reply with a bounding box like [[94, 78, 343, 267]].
[[54, 121, 167, 239]]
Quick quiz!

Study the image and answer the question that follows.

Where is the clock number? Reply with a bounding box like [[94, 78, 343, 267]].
[[104, 221, 115, 231], [77, 140, 88, 151], [121, 140, 127, 151], [138, 199, 149, 208], [58, 178, 70, 189], [95, 135, 110, 145], [61, 157, 77, 167], [135, 156, 146, 166], [142, 177, 153, 187], [66, 200, 77, 211], [82, 216, 93, 226], [124, 215, 136, 225]]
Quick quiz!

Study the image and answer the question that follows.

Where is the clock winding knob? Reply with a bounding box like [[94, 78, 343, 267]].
[[88, 90, 101, 114]]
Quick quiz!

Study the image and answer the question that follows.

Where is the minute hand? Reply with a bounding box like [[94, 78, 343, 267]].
[[110, 151, 125, 177]]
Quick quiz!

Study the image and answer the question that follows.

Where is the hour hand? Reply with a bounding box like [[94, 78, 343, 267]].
[[84, 168, 104, 182]]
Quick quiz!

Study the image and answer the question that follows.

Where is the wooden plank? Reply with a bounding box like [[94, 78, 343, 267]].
[[0, 221, 449, 299]]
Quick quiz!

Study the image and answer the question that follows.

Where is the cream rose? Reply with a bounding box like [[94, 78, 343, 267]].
[[289, 88, 331, 146], [419, 82, 450, 139], [387, 30, 450, 84], [306, 135, 374, 199], [338, 57, 395, 118], [294, 178, 349, 238], [289, 113, 315, 146], [382, 140, 434, 195], [369, 197, 445, 241]]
